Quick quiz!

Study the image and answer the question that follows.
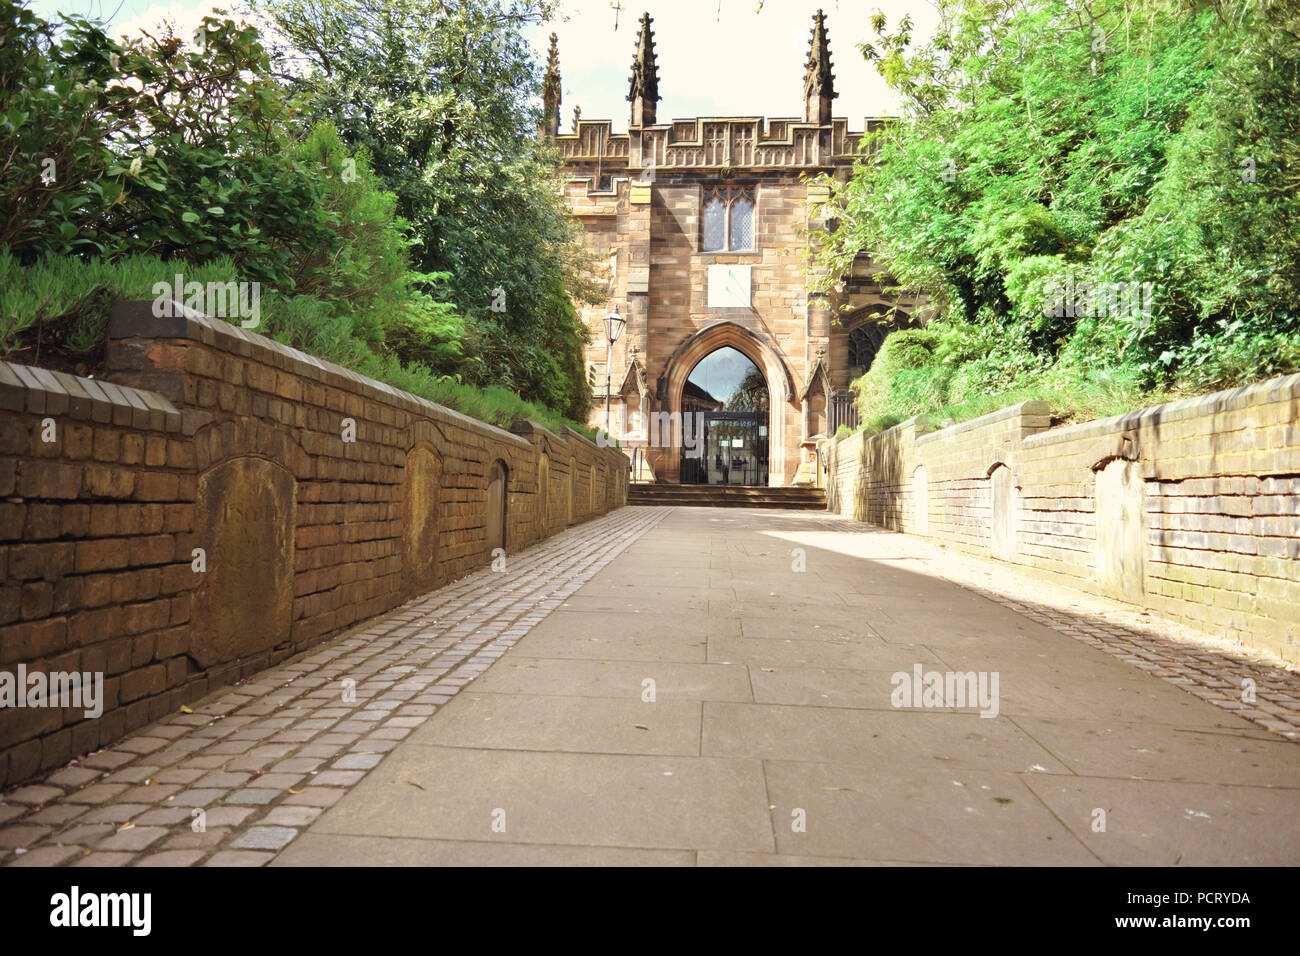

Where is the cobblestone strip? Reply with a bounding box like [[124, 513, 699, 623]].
[[817, 513, 1300, 741], [0, 506, 672, 867]]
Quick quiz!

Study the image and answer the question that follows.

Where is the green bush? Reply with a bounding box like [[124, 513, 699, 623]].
[[0, 1, 590, 435], [826, 0, 1300, 435]]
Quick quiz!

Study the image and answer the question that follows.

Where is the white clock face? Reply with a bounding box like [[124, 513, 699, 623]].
[[707, 265, 752, 308]]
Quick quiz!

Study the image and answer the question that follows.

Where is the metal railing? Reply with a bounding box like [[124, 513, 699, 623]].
[[829, 391, 860, 433]]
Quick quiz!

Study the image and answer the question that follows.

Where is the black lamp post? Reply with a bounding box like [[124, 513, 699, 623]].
[[603, 305, 625, 434]]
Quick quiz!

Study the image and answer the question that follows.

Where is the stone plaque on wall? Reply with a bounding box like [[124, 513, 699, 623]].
[[707, 265, 751, 308], [191, 457, 296, 668]]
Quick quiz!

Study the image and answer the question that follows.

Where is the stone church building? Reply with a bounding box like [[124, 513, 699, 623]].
[[544, 11, 923, 486]]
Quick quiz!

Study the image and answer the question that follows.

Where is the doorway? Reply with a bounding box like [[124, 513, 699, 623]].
[[678, 346, 769, 486]]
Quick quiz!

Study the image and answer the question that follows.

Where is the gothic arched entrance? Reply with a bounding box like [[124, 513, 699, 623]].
[[679, 346, 770, 486]]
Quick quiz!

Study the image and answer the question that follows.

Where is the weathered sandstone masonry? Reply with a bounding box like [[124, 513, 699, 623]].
[[0, 302, 626, 786], [825, 373, 1300, 662]]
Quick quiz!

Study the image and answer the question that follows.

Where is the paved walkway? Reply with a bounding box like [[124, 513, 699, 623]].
[[2, 506, 1299, 866]]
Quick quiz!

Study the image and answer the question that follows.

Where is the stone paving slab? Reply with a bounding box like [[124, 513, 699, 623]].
[[762, 761, 1101, 866], [701, 702, 1073, 773], [274, 833, 696, 866], [470, 657, 753, 701], [512, 610, 712, 662], [793, 516, 1300, 740], [706, 633, 944, 670], [1020, 775, 1300, 866], [1007, 716, 1300, 786], [695, 851, 936, 866], [415, 692, 703, 755], [302, 745, 775, 852]]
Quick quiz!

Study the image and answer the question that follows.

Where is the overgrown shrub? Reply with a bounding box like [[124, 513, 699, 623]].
[[820, 0, 1300, 434]]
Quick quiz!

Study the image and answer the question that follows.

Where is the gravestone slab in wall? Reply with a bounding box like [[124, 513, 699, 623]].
[[403, 444, 442, 592], [191, 457, 296, 668], [1095, 458, 1146, 602], [485, 461, 507, 553]]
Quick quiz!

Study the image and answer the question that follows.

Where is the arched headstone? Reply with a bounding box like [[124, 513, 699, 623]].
[[486, 459, 508, 554], [191, 457, 296, 668], [912, 464, 929, 536], [537, 453, 551, 535], [402, 443, 442, 592], [567, 456, 576, 524], [989, 464, 1015, 562], [1095, 458, 1146, 601]]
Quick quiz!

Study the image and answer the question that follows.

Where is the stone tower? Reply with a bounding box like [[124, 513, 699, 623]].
[[540, 32, 561, 142], [803, 9, 837, 126], [555, 12, 911, 485], [628, 12, 660, 128]]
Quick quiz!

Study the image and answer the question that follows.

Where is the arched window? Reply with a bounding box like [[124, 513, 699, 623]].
[[847, 323, 893, 372], [701, 187, 756, 252]]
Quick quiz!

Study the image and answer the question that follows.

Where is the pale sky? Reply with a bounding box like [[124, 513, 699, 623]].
[[32, 0, 940, 129], [529, 0, 939, 131]]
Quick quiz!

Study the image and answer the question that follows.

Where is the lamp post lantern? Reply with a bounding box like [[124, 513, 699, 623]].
[[603, 305, 625, 435]]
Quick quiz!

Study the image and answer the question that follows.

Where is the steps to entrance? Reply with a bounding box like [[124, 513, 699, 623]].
[[627, 483, 826, 510]]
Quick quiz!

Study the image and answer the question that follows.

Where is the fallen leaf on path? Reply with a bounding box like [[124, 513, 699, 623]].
[[408, 781, 426, 791], [288, 788, 304, 794], [179, 705, 193, 714], [760, 667, 776, 673], [822, 786, 857, 792], [634, 724, 649, 730]]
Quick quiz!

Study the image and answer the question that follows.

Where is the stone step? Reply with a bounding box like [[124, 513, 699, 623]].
[[628, 484, 826, 509]]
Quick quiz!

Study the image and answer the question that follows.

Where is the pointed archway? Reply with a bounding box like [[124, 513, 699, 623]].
[[678, 347, 770, 486], [657, 322, 795, 486]]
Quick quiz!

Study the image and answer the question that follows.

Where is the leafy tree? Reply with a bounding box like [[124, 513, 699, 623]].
[[0, 2, 466, 368], [250, 0, 598, 419], [816, 0, 1300, 429]]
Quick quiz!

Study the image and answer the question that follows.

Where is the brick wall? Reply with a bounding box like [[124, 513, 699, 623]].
[[825, 374, 1300, 662], [0, 301, 627, 786]]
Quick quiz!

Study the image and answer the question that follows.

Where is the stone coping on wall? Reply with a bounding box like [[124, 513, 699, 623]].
[[1022, 372, 1300, 450], [509, 418, 606, 453], [915, 400, 1052, 447], [108, 300, 533, 452], [828, 401, 1051, 454], [827, 415, 922, 452], [831, 372, 1300, 459], [0, 360, 181, 432]]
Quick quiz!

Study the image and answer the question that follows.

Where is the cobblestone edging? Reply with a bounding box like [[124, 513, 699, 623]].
[[0, 506, 671, 867], [813, 513, 1300, 741]]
